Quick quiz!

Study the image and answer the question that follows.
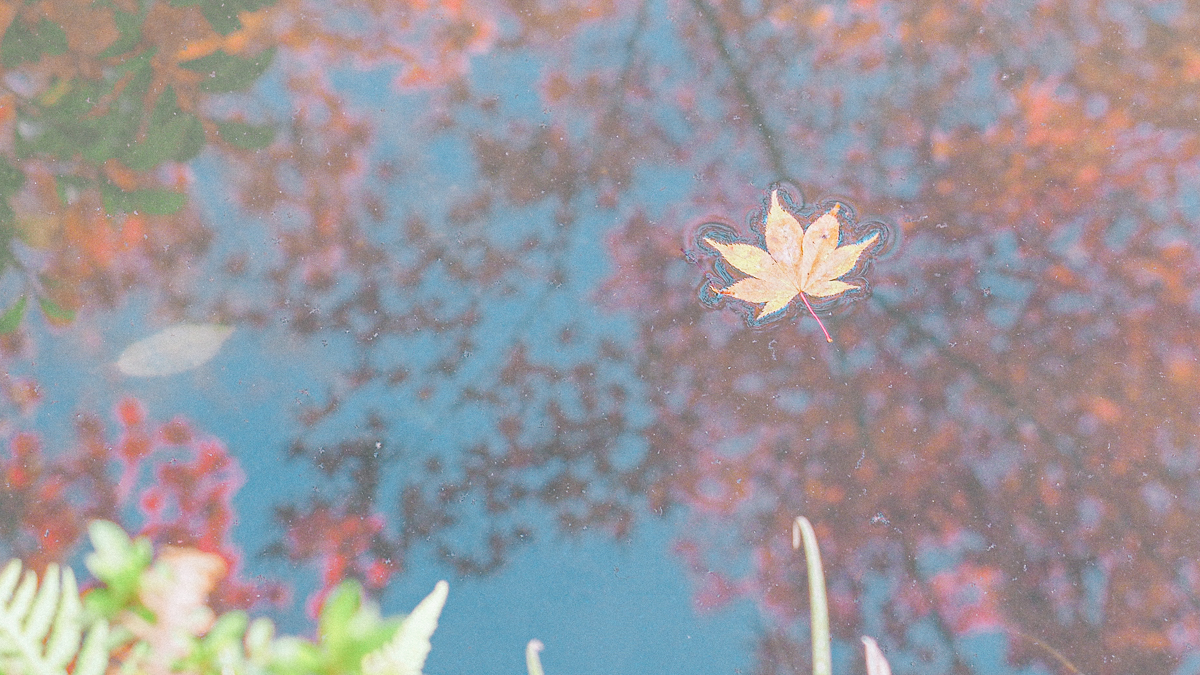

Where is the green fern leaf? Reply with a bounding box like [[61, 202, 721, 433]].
[[44, 565, 82, 667], [25, 563, 61, 645], [71, 622, 108, 675], [360, 581, 448, 675], [0, 560, 110, 675]]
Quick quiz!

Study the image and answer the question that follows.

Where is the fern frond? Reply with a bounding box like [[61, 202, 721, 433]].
[[361, 581, 448, 675], [0, 560, 110, 675]]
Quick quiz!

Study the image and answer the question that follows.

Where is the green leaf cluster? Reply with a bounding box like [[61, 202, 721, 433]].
[[275, 582, 401, 675], [0, 522, 554, 675], [0, 295, 74, 333], [0, 17, 67, 67], [81, 521, 154, 621], [168, 0, 276, 36], [0, 297, 27, 333], [180, 48, 277, 93], [173, 580, 404, 675], [0, 559, 110, 675], [0, 0, 282, 331]]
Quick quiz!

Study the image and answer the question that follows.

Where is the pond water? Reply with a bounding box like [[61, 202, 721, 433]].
[[1, 1, 1198, 674]]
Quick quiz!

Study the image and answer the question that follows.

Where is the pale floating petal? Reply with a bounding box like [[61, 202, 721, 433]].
[[362, 581, 449, 675], [706, 239, 775, 277], [862, 636, 892, 675], [764, 190, 805, 268], [803, 278, 857, 299], [116, 324, 235, 377], [804, 232, 879, 294], [797, 210, 842, 289]]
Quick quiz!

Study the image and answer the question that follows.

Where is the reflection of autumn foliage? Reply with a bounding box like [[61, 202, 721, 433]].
[[228, 1, 1200, 671], [202, 1, 1200, 671], [0, 396, 280, 610], [7, 0, 1200, 673], [217, 1, 1200, 674], [0, 430, 102, 569], [596, 3, 1200, 674], [0, 0, 496, 333], [0, 0, 274, 320], [274, 500, 390, 614]]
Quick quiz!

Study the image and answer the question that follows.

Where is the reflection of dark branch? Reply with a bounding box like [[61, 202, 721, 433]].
[[600, 0, 651, 129], [689, 0, 791, 185], [834, 349, 975, 675], [873, 295, 1019, 407], [874, 293, 1200, 628], [4, 249, 49, 301]]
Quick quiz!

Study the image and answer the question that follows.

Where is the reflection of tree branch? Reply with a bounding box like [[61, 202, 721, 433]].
[[6, 248, 49, 300], [688, 0, 791, 185], [600, 0, 651, 130], [874, 293, 1200, 623], [514, 1, 651, 325], [835, 349, 975, 675], [842, 338, 1094, 673], [873, 295, 1018, 406]]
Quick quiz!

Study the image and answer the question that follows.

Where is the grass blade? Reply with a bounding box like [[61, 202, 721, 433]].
[[862, 636, 891, 675], [793, 517, 831, 675], [525, 639, 545, 675]]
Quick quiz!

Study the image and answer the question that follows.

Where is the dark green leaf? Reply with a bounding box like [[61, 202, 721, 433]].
[[101, 184, 187, 216], [79, 107, 142, 164], [122, 88, 207, 170], [98, 10, 143, 60], [1, 17, 68, 67], [180, 47, 276, 93], [0, 199, 14, 229], [201, 2, 245, 35], [0, 156, 25, 199], [0, 296, 27, 333], [217, 120, 276, 150], [144, 87, 208, 163], [173, 115, 207, 161], [38, 297, 75, 323]]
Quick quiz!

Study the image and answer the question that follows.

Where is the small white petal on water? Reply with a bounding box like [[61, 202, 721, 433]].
[[116, 324, 234, 377]]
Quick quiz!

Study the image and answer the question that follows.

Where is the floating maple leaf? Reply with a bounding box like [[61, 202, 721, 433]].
[[706, 189, 879, 341]]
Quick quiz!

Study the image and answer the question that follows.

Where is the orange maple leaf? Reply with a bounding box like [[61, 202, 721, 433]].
[[706, 189, 878, 341]]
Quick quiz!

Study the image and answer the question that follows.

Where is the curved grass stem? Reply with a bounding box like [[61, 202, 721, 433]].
[[793, 517, 832, 675]]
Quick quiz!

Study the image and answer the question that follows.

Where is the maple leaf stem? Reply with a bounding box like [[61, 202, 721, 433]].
[[800, 293, 833, 342]]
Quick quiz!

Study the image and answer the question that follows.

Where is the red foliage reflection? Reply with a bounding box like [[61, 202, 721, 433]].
[[6, 0, 1200, 673], [0, 397, 282, 610]]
